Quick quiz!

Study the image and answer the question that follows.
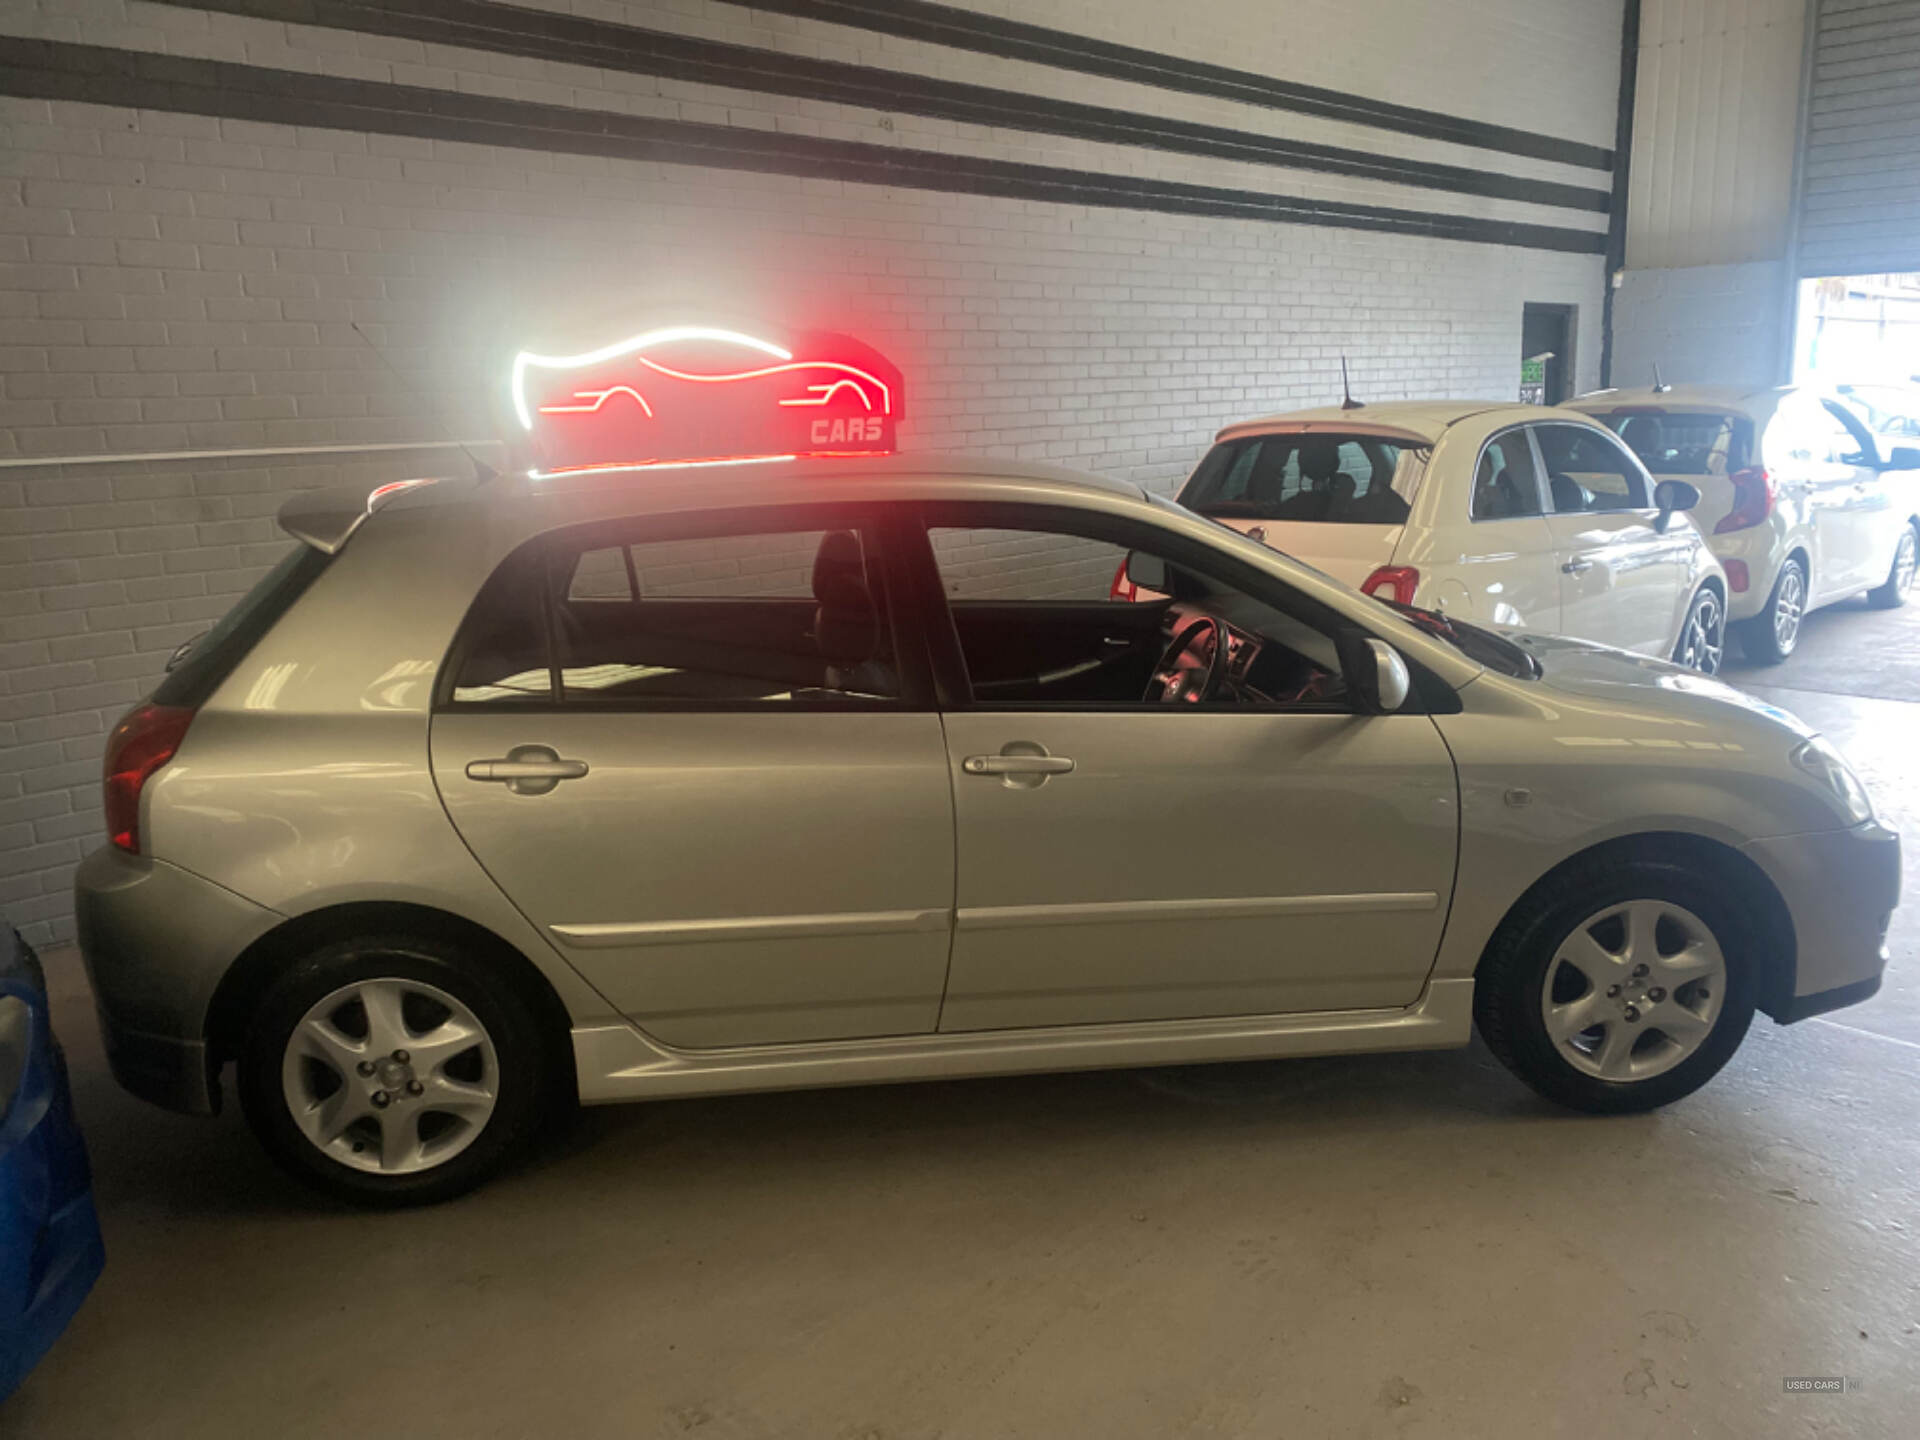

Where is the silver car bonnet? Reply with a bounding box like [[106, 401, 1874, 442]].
[[1505, 631, 1815, 742]]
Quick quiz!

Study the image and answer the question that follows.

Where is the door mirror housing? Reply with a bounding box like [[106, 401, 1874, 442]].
[[1124, 550, 1169, 592], [1337, 630, 1412, 713], [1881, 444, 1920, 472], [1653, 479, 1701, 532]]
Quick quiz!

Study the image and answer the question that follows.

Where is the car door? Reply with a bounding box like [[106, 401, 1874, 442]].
[[909, 502, 1459, 1032], [1411, 423, 1562, 633], [1534, 422, 1697, 655], [428, 504, 957, 1049], [1819, 397, 1897, 592], [1769, 393, 1860, 602]]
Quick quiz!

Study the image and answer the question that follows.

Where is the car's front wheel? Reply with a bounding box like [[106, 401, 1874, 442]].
[[237, 934, 556, 1206], [1474, 851, 1757, 1113], [1672, 586, 1725, 674], [1735, 555, 1806, 664], [1866, 522, 1917, 609]]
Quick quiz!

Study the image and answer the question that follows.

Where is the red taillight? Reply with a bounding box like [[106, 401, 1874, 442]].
[[1723, 558, 1750, 593], [1360, 565, 1420, 606], [1714, 467, 1774, 534], [1109, 557, 1137, 602], [103, 703, 195, 854]]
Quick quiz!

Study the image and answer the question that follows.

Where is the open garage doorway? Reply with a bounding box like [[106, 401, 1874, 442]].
[[1793, 274, 1920, 445], [1520, 303, 1575, 405]]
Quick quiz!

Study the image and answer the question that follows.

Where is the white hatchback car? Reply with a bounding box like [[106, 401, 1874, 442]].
[[1567, 386, 1920, 662], [1161, 402, 1729, 673]]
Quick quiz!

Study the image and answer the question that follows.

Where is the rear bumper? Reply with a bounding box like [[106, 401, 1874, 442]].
[[1709, 529, 1784, 621], [73, 846, 281, 1117], [1744, 820, 1901, 1021]]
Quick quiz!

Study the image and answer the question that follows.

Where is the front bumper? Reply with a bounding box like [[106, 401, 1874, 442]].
[[1743, 820, 1901, 1021], [1, 930, 105, 1401], [73, 846, 282, 1117]]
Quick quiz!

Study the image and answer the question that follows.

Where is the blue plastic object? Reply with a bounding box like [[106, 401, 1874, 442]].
[[0, 930, 104, 1403]]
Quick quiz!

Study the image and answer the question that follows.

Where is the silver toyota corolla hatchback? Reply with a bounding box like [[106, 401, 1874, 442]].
[[76, 456, 1900, 1205]]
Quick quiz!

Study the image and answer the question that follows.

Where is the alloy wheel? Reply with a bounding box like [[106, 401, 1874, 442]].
[[1773, 564, 1805, 654], [1678, 589, 1724, 674], [1897, 528, 1918, 597], [280, 977, 499, 1175], [1540, 899, 1727, 1082]]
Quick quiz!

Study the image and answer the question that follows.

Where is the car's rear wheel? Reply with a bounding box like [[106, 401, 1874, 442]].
[[1671, 586, 1724, 674], [237, 934, 555, 1206], [1735, 555, 1805, 664], [1866, 523, 1917, 609], [1474, 852, 1757, 1113]]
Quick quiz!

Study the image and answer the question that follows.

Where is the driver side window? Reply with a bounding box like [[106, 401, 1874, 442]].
[[924, 513, 1349, 711]]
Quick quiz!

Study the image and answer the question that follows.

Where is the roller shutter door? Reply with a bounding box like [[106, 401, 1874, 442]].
[[1799, 0, 1920, 276]]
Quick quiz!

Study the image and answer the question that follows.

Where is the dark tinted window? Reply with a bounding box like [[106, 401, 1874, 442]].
[[1590, 409, 1750, 475], [551, 525, 897, 705], [1534, 424, 1650, 512], [448, 544, 553, 704], [1182, 434, 1418, 523], [153, 544, 332, 707], [1470, 431, 1545, 520]]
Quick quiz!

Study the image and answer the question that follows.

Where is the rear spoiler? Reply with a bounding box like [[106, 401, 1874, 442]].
[[277, 478, 443, 554], [1212, 418, 1438, 446]]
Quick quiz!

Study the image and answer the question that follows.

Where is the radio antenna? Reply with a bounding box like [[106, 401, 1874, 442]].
[[1340, 356, 1364, 410], [349, 321, 501, 483], [1650, 362, 1671, 395]]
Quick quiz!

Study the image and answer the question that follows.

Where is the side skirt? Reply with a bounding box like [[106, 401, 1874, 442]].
[[571, 978, 1475, 1103]]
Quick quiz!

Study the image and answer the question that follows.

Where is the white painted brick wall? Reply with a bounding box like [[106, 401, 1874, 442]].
[[1611, 262, 1786, 391], [1, 3, 1615, 944]]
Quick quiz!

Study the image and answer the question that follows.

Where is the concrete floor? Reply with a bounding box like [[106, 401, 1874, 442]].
[[9, 601, 1920, 1440]]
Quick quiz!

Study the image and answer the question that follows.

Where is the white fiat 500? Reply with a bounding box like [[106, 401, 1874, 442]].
[[1567, 386, 1920, 662], [1156, 402, 1729, 673]]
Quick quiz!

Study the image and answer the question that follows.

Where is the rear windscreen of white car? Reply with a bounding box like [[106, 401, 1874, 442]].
[[1589, 409, 1753, 476], [1180, 434, 1420, 523]]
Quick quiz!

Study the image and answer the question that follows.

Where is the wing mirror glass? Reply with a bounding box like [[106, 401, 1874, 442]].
[[1882, 445, 1920, 472], [1337, 630, 1411, 713], [1653, 479, 1701, 532], [1124, 551, 1168, 591]]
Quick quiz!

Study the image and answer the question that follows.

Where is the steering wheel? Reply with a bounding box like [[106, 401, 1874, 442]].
[[1144, 617, 1227, 704]]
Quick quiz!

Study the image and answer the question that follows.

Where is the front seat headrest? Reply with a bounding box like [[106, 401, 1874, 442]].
[[812, 530, 876, 663], [1299, 437, 1342, 483]]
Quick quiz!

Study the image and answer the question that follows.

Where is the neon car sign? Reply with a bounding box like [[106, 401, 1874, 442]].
[[510, 326, 904, 477]]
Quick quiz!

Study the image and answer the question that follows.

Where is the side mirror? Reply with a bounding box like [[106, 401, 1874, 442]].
[[1336, 630, 1411, 713], [1882, 445, 1920, 472], [1653, 478, 1701, 532], [1124, 551, 1168, 591]]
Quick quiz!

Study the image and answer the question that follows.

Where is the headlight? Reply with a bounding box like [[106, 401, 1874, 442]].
[[1790, 736, 1874, 825]]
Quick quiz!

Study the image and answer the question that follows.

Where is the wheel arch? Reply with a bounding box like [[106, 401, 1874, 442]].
[[1472, 830, 1797, 1021], [205, 901, 577, 1083]]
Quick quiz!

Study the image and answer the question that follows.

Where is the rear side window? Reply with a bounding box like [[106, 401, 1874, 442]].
[[1590, 409, 1750, 475], [444, 519, 901, 709], [1534, 424, 1651, 512], [152, 544, 332, 707], [1181, 434, 1419, 523]]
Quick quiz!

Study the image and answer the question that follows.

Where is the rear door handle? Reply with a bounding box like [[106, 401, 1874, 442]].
[[467, 745, 588, 796], [1561, 558, 1594, 574]]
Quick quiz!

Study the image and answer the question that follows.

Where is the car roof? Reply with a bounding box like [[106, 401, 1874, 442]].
[[1567, 384, 1790, 416], [1211, 399, 1602, 446], [280, 452, 1149, 553]]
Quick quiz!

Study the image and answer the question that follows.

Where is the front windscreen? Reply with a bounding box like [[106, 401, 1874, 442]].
[[1587, 409, 1750, 475], [1180, 433, 1421, 524]]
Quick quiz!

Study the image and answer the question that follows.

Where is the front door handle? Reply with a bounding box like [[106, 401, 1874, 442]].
[[1561, 558, 1594, 575], [467, 744, 588, 796], [962, 742, 1075, 789]]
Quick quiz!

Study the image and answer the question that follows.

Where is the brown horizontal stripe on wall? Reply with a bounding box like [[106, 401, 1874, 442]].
[[734, 0, 1615, 171], [145, 0, 1611, 214], [0, 39, 1608, 254]]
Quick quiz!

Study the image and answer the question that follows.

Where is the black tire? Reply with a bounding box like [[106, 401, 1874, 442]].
[[1734, 555, 1806, 664], [1474, 850, 1758, 1114], [1865, 522, 1917, 610], [237, 933, 557, 1207], [1670, 585, 1725, 674]]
